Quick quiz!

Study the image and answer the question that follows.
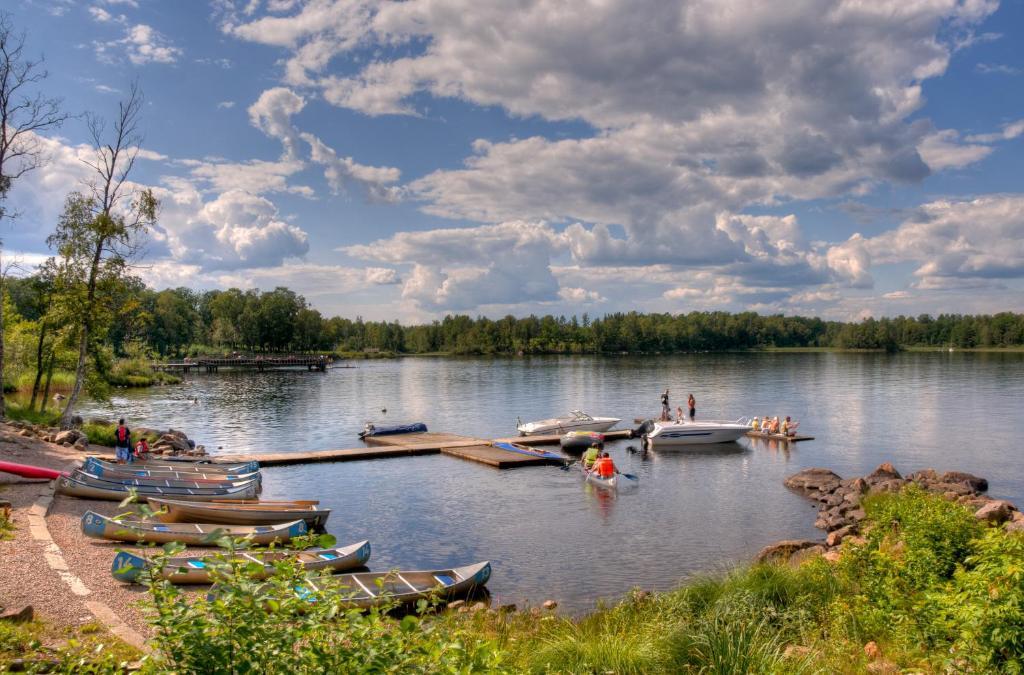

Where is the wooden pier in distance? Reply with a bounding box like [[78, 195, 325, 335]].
[[212, 428, 635, 469], [151, 355, 331, 373]]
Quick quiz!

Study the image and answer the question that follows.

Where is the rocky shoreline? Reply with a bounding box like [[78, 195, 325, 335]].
[[3, 419, 207, 458], [758, 462, 1023, 564]]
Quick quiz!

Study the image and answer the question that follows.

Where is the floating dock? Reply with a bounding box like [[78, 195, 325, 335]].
[[212, 429, 634, 469]]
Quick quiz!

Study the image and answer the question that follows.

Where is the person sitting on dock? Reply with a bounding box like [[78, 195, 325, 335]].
[[782, 416, 799, 437], [769, 417, 781, 434], [595, 452, 617, 478], [751, 416, 761, 431], [583, 444, 601, 470]]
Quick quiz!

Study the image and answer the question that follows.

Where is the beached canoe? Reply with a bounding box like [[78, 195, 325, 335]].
[[70, 469, 259, 492], [277, 561, 492, 609], [83, 457, 260, 482], [56, 474, 259, 502], [148, 497, 331, 530], [0, 460, 63, 481], [112, 540, 371, 584], [492, 441, 565, 461], [80, 510, 308, 546], [85, 457, 259, 474], [580, 463, 617, 490]]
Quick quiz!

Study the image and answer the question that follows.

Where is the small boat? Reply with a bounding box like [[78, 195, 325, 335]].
[[492, 441, 564, 461], [83, 457, 260, 482], [580, 462, 617, 490], [70, 469, 259, 491], [560, 431, 605, 453], [0, 460, 63, 481], [359, 422, 427, 439], [516, 410, 620, 436], [55, 474, 259, 502], [85, 457, 259, 474], [643, 419, 749, 447], [269, 561, 491, 609], [112, 540, 371, 584], [148, 497, 331, 530], [81, 510, 308, 545]]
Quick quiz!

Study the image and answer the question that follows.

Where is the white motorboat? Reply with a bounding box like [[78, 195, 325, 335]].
[[643, 419, 749, 446], [516, 410, 621, 436]]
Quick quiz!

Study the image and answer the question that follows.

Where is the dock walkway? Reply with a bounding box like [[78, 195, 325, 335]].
[[213, 429, 634, 469]]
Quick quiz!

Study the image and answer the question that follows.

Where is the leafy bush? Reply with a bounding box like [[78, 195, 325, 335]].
[[139, 538, 506, 674], [107, 358, 181, 387], [2, 400, 62, 426], [82, 423, 161, 448]]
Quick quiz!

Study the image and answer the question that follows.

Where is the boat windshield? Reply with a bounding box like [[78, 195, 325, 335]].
[[570, 410, 593, 421]]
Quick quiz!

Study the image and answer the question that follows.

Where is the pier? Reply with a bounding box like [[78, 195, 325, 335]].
[[151, 355, 331, 373], [214, 429, 634, 469]]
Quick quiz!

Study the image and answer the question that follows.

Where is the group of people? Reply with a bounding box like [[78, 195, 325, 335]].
[[660, 389, 696, 422], [751, 415, 799, 437], [113, 418, 150, 464], [581, 444, 617, 478]]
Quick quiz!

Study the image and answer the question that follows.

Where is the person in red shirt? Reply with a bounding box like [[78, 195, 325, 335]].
[[596, 452, 616, 478]]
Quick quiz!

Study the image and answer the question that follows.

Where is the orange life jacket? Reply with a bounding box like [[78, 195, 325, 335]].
[[597, 457, 615, 478]]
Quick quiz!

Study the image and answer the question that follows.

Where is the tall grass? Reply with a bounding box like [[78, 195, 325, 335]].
[[2, 399, 62, 426]]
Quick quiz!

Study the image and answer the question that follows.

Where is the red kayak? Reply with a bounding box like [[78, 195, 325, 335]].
[[0, 460, 64, 481]]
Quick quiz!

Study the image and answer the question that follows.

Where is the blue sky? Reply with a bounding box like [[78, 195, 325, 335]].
[[4, 0, 1023, 321]]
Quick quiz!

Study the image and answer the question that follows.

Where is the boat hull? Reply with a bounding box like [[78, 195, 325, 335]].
[[645, 422, 748, 446], [112, 541, 371, 584], [56, 475, 258, 501], [148, 497, 331, 530], [517, 418, 620, 436], [85, 457, 259, 474], [560, 432, 604, 453], [81, 510, 307, 546]]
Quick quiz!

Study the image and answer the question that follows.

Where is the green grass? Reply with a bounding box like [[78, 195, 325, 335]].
[[2, 399, 62, 426], [0, 619, 141, 672], [82, 422, 162, 448], [107, 358, 182, 387], [12, 370, 76, 393]]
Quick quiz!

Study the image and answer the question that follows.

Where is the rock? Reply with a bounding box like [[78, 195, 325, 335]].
[[842, 491, 862, 506], [73, 438, 89, 451], [847, 535, 867, 546], [866, 462, 902, 484], [785, 468, 843, 494], [814, 515, 829, 530], [866, 660, 898, 674], [0, 605, 33, 623], [863, 641, 881, 660], [1005, 513, 1024, 534], [848, 508, 867, 522], [6, 658, 25, 672], [869, 478, 907, 494], [447, 600, 466, 611], [932, 481, 974, 497], [498, 603, 517, 613], [783, 645, 812, 659], [825, 492, 845, 507], [755, 540, 821, 564], [470, 602, 487, 613], [822, 550, 842, 563], [53, 430, 81, 445], [907, 468, 937, 483], [940, 471, 988, 492], [17, 429, 31, 437], [975, 500, 1015, 524], [542, 599, 558, 610], [788, 545, 825, 566], [826, 525, 856, 547]]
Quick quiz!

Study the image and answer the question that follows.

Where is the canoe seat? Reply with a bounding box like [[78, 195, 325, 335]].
[[254, 527, 270, 532], [434, 574, 455, 586], [187, 560, 207, 569], [318, 552, 338, 560], [153, 525, 170, 531]]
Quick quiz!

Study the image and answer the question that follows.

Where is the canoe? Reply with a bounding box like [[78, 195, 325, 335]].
[[83, 457, 260, 482], [266, 561, 491, 609], [56, 474, 259, 502], [0, 460, 63, 481], [148, 497, 331, 530], [560, 431, 605, 453], [359, 422, 427, 439], [580, 463, 617, 490], [70, 469, 259, 492], [85, 457, 259, 474], [492, 441, 564, 461], [112, 540, 371, 584], [70, 469, 259, 493], [81, 510, 308, 545]]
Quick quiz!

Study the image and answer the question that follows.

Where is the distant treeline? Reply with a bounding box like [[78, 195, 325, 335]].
[[6, 279, 1024, 356]]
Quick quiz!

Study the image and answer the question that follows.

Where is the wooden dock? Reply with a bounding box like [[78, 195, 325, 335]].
[[211, 428, 635, 469], [152, 355, 331, 373], [744, 431, 814, 443]]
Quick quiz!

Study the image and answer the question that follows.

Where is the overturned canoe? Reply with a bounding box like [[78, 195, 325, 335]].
[[279, 561, 491, 609], [148, 497, 331, 530], [80, 510, 307, 546], [85, 457, 259, 474], [112, 540, 371, 584], [83, 458, 260, 483], [56, 474, 259, 502], [70, 469, 259, 492]]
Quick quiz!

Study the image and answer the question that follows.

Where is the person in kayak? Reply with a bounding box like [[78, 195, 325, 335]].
[[114, 419, 132, 464], [582, 444, 601, 470], [596, 452, 617, 479]]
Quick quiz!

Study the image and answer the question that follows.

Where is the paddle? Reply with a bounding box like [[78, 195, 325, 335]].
[[616, 470, 638, 481], [559, 460, 579, 472]]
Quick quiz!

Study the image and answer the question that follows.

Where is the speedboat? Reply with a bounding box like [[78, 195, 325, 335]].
[[643, 419, 749, 447], [516, 410, 620, 436]]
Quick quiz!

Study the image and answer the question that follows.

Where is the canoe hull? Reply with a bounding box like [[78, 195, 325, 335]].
[[85, 457, 259, 474], [148, 497, 331, 530], [580, 464, 617, 490], [0, 460, 63, 481], [56, 475, 258, 502], [81, 510, 307, 546]]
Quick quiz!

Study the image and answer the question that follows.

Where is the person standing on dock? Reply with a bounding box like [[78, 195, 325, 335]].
[[661, 389, 671, 421], [114, 419, 132, 464], [687, 394, 696, 421]]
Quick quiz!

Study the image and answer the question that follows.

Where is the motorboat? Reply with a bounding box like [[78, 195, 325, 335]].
[[516, 410, 620, 436], [642, 419, 749, 447]]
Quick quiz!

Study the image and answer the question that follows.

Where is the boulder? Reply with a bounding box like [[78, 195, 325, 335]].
[[73, 437, 89, 451], [447, 600, 466, 611], [866, 661, 898, 674], [823, 550, 842, 563], [848, 508, 867, 522], [931, 481, 975, 497], [865, 462, 902, 484], [826, 525, 856, 547], [975, 500, 1015, 525], [906, 468, 938, 484], [755, 540, 821, 564], [869, 479, 907, 494], [1005, 513, 1024, 534], [53, 430, 81, 445], [542, 599, 558, 610], [788, 545, 825, 566], [785, 468, 843, 494], [939, 471, 988, 493], [0, 605, 33, 623]]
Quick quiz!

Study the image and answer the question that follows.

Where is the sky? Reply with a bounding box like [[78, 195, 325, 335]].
[[2, 0, 1023, 322]]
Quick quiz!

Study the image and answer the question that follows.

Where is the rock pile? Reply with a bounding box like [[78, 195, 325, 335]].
[[757, 462, 1023, 564], [1, 420, 206, 457]]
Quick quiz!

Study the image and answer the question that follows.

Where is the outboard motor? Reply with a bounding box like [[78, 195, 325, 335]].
[[633, 419, 656, 438]]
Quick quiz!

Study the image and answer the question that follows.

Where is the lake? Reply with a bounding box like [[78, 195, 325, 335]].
[[79, 352, 1024, 612]]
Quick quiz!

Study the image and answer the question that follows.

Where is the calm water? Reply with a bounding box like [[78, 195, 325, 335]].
[[80, 353, 1024, 611]]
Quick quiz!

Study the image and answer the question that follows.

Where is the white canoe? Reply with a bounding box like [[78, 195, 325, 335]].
[[148, 497, 331, 530], [56, 474, 259, 501], [580, 463, 617, 490], [81, 510, 307, 545]]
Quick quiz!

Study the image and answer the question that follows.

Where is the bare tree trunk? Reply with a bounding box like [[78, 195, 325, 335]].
[[28, 321, 46, 411], [60, 240, 102, 428], [39, 351, 54, 413]]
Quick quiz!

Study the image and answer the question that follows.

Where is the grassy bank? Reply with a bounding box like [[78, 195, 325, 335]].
[[30, 487, 1010, 673], [0, 618, 140, 672]]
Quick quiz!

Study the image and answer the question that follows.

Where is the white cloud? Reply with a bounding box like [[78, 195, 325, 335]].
[[557, 287, 605, 303], [918, 129, 992, 170], [95, 24, 182, 65], [964, 119, 1024, 143], [364, 267, 401, 285], [88, 6, 125, 24], [975, 63, 1022, 75], [217, 100, 236, 109]]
